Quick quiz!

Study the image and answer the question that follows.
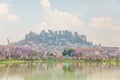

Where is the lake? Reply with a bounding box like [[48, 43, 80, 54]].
[[0, 62, 120, 80]]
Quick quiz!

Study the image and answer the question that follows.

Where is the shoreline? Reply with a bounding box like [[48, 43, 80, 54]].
[[0, 59, 120, 64]]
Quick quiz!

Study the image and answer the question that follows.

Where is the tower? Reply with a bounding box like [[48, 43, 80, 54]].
[[7, 38, 10, 45]]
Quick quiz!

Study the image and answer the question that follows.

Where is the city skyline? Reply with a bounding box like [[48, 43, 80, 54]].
[[0, 0, 120, 47]]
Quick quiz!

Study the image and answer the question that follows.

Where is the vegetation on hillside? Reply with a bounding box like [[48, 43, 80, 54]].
[[13, 30, 93, 48]]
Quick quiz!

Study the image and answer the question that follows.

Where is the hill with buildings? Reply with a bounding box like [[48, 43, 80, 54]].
[[12, 30, 95, 50]]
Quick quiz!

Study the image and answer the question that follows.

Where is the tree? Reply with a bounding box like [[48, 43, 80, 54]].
[[62, 49, 67, 56], [74, 32, 78, 37], [48, 29, 53, 35], [62, 48, 75, 56], [25, 31, 38, 42], [81, 35, 87, 41]]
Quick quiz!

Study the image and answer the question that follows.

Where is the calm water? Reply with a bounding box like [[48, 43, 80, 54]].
[[0, 62, 120, 80]]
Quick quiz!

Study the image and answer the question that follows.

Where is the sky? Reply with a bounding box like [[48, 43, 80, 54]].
[[0, 0, 120, 47]]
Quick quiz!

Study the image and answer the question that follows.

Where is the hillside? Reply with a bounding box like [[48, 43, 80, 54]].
[[13, 30, 94, 50]]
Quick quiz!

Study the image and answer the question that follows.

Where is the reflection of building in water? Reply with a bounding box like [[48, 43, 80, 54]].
[[100, 46, 119, 53]]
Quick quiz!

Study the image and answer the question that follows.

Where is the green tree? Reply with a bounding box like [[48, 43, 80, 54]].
[[62, 48, 74, 56]]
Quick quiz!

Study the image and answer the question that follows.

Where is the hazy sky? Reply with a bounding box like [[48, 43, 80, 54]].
[[0, 0, 120, 47]]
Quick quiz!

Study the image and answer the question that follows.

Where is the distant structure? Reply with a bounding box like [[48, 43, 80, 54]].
[[100, 46, 119, 53], [12, 30, 94, 50], [7, 38, 11, 45]]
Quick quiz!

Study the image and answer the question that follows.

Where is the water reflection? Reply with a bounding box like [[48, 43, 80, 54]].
[[0, 62, 120, 80]]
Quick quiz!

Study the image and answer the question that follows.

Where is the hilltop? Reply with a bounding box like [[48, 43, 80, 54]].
[[12, 30, 95, 50]]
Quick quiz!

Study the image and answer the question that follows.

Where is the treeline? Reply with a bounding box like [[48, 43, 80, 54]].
[[0, 45, 42, 60], [62, 48, 120, 60]]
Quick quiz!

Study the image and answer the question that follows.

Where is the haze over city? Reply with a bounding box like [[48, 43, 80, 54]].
[[0, 0, 120, 47]]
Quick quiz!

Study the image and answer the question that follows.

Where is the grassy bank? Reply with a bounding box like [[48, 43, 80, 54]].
[[0, 59, 120, 64], [0, 59, 29, 64]]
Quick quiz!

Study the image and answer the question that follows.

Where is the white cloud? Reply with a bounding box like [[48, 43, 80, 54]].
[[0, 25, 6, 44], [0, 3, 20, 44], [34, 0, 83, 33], [89, 17, 120, 47], [90, 17, 120, 30], [89, 37, 120, 47], [32, 21, 52, 33], [110, 37, 120, 45], [0, 3, 19, 22], [6, 14, 19, 21], [0, 3, 9, 14], [44, 10, 83, 30], [40, 0, 51, 11]]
